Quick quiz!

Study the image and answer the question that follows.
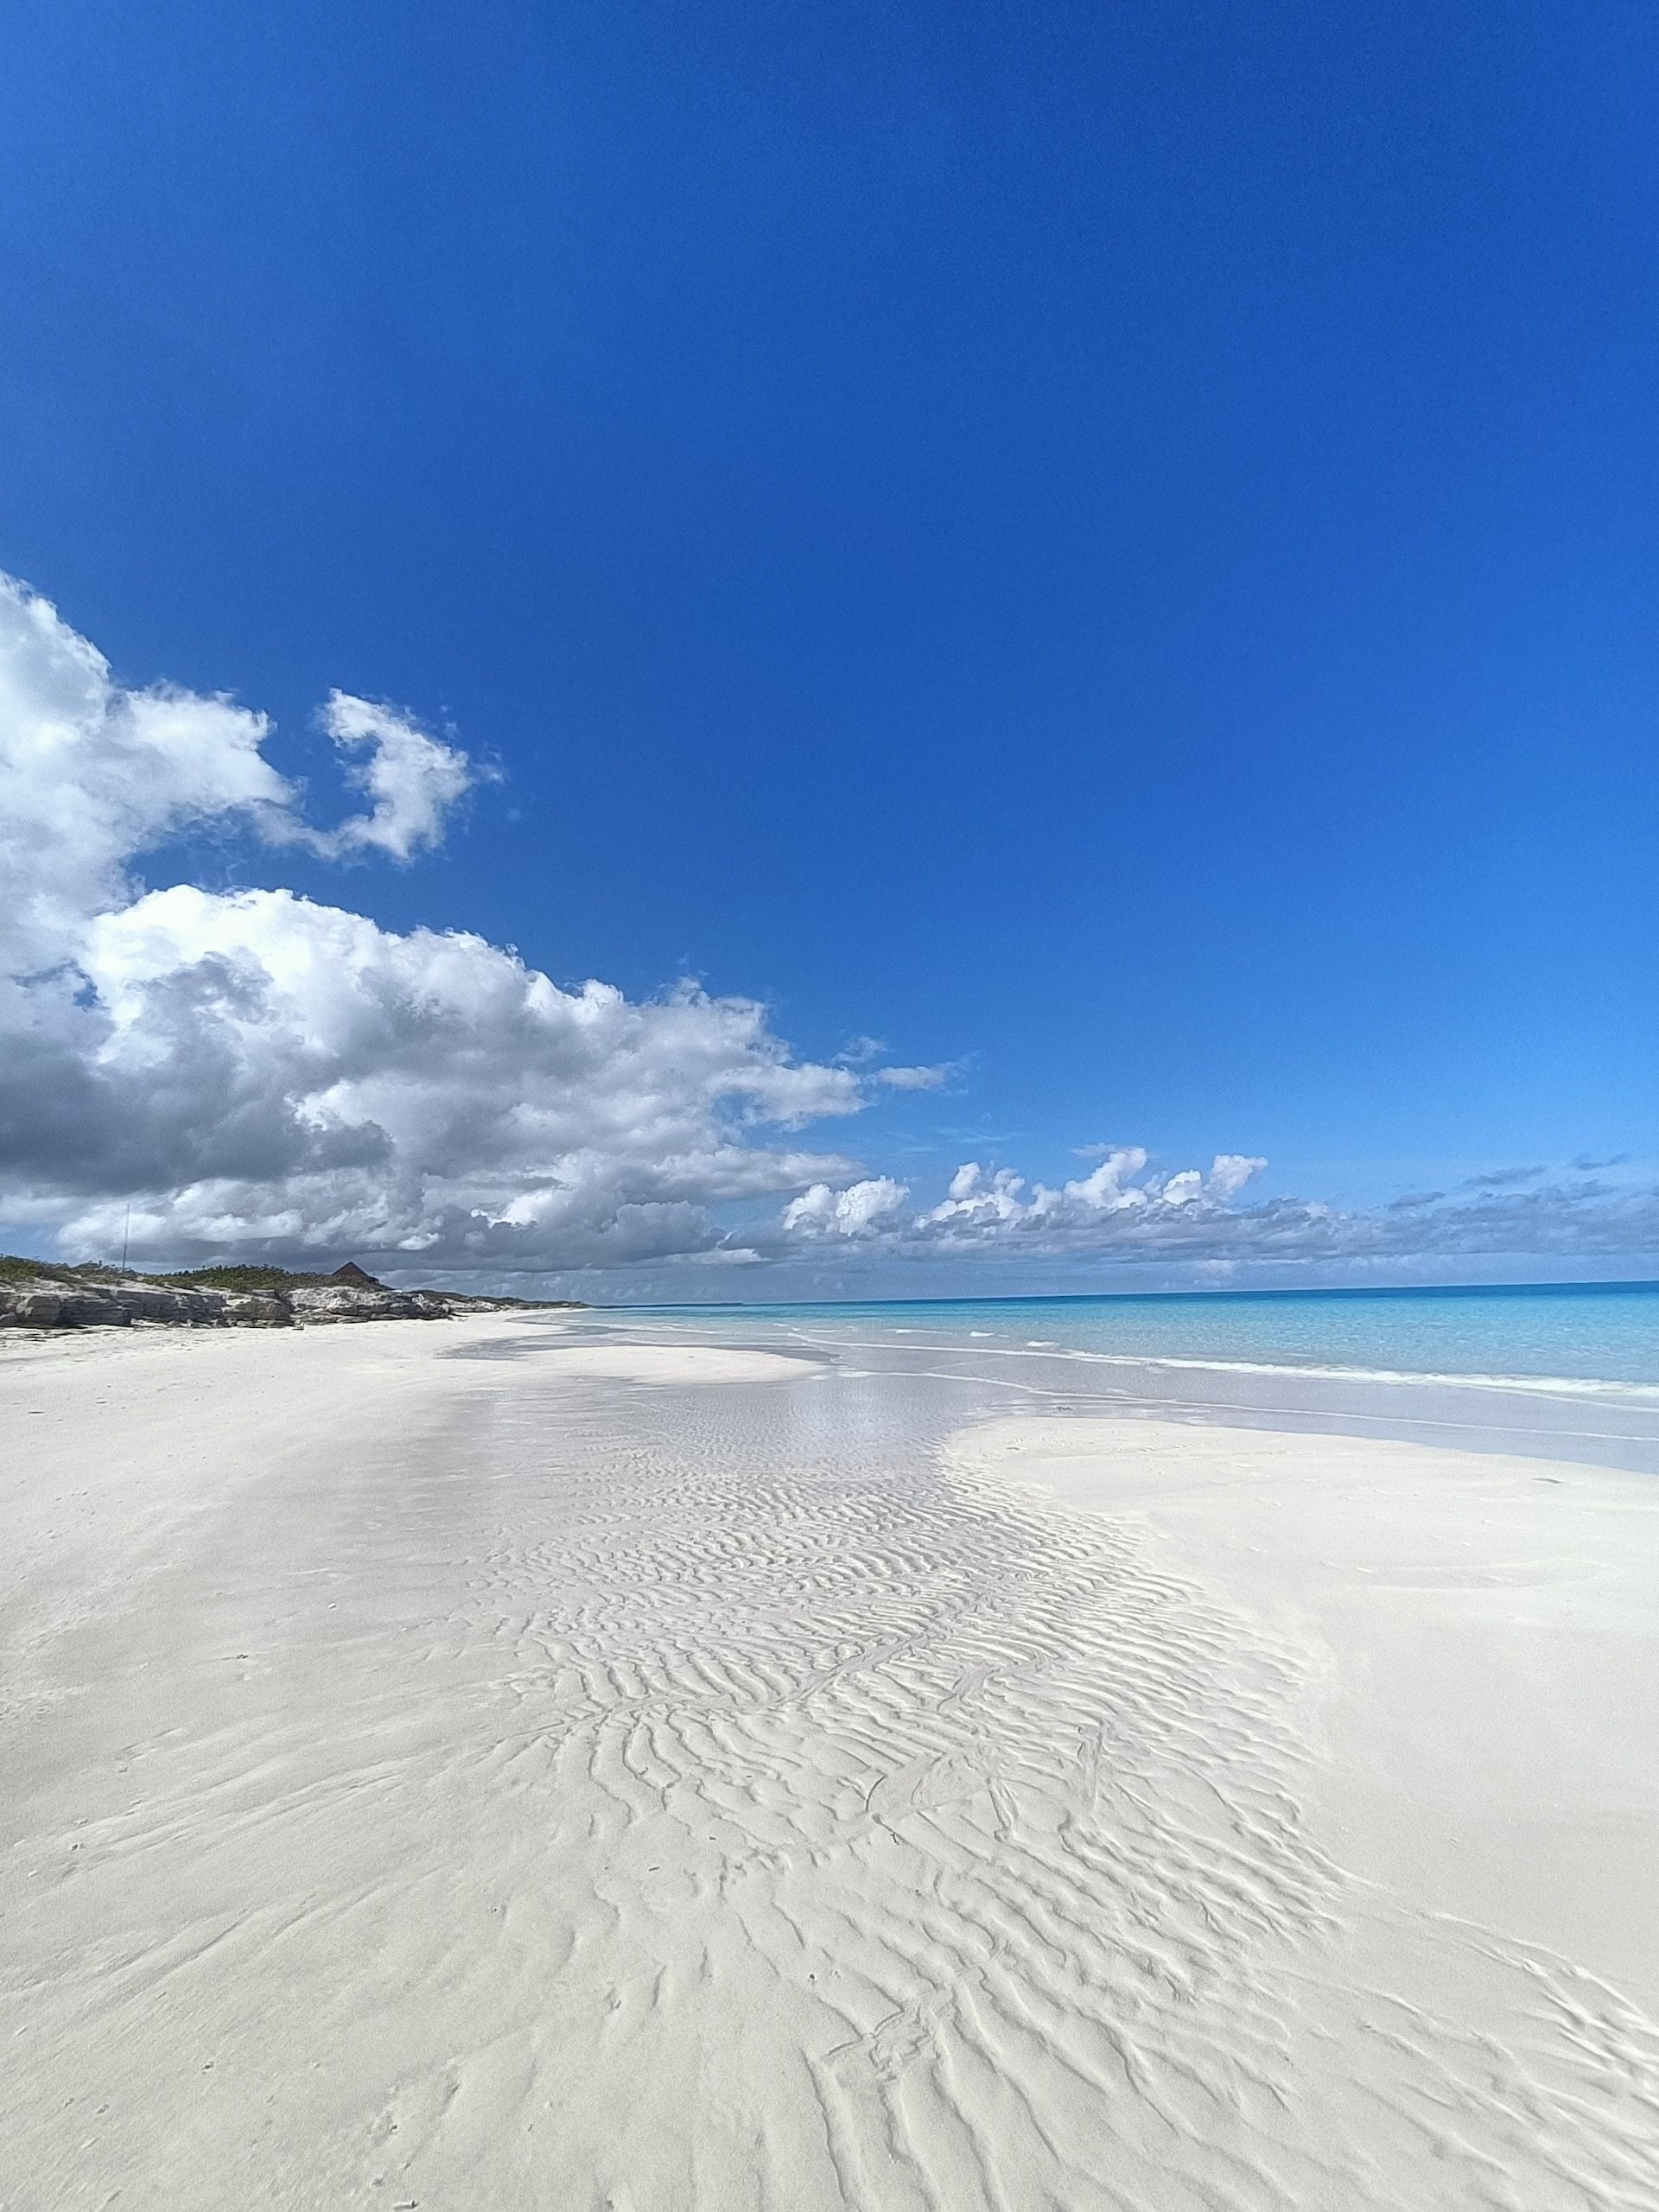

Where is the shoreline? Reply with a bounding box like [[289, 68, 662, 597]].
[[5, 1313, 1656, 2207], [13, 1300, 1659, 1452], [610, 1302, 1659, 1479]]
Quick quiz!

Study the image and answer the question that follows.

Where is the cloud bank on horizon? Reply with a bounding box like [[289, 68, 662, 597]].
[[2, 574, 1652, 1287]]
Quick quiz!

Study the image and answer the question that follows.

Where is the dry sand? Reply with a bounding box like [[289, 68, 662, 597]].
[[3, 1316, 1657, 2209]]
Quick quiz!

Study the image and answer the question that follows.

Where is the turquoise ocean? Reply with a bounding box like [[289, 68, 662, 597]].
[[628, 1281, 1659, 1392]]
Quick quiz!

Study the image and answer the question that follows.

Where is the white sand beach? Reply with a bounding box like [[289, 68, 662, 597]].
[[950, 1414, 1659, 2005], [5, 1314, 1658, 2209]]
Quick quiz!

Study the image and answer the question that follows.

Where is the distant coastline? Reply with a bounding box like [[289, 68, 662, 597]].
[[0, 1255, 586, 1334]]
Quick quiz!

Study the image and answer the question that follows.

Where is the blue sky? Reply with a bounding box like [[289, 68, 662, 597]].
[[2, 2, 1656, 1294]]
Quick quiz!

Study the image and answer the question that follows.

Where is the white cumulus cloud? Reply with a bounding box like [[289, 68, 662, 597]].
[[4, 571, 1652, 1287], [306, 691, 476, 862], [0, 575, 868, 1273], [790, 1147, 1271, 1257], [781, 1176, 910, 1238], [772, 1142, 1659, 1275]]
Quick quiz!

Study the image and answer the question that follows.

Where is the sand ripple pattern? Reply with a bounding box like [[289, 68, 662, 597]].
[[404, 1372, 1659, 2208], [8, 1351, 1659, 2209]]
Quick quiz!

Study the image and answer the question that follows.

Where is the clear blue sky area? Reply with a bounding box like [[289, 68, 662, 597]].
[[3, 1, 1656, 1271]]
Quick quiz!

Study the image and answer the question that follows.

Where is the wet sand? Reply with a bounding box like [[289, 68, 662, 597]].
[[4, 1314, 1657, 2209]]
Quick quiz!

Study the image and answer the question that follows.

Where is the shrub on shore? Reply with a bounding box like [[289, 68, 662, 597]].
[[0, 1255, 117, 1285], [0, 1253, 585, 1310], [154, 1264, 344, 1294], [0, 1255, 337, 1292]]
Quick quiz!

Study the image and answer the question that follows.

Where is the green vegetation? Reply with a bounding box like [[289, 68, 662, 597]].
[[155, 1264, 340, 1294], [0, 1255, 325, 1292], [3, 1255, 341, 1293], [1, 1253, 585, 1309], [0, 1255, 142, 1286], [1, 1255, 336, 1293], [0, 1254, 80, 1284]]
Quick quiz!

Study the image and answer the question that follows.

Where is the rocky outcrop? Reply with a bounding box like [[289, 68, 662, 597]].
[[0, 1278, 294, 1331], [283, 1285, 451, 1325], [0, 1268, 531, 1332], [215, 1292, 295, 1326], [1, 1289, 76, 1329]]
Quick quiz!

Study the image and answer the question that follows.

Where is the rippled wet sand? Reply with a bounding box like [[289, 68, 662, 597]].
[[4, 1315, 1657, 2209]]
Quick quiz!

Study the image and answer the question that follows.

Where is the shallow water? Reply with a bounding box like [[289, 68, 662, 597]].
[[626, 1281, 1659, 1390], [565, 1299, 1659, 1479]]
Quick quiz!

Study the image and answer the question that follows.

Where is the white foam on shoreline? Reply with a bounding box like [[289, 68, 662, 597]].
[[734, 1322, 1659, 1402]]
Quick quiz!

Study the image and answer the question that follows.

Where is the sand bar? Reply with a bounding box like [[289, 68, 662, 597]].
[[4, 1314, 1658, 2209], [950, 1413, 1659, 2005]]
